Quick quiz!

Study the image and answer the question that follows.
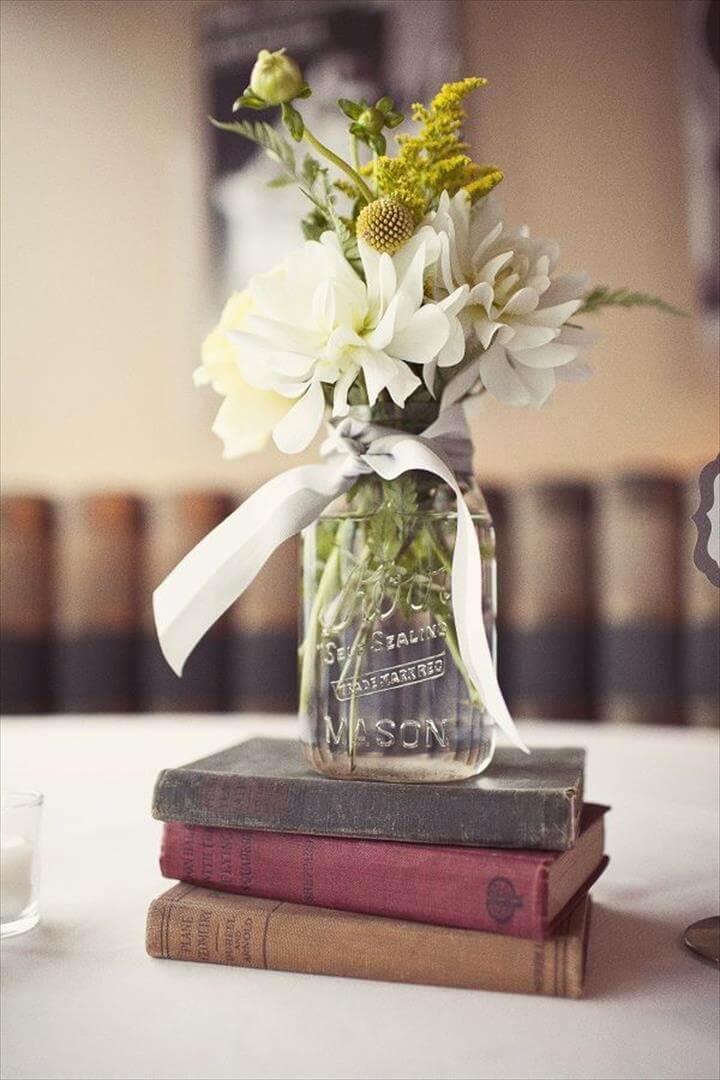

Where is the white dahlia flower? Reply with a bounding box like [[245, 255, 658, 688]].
[[194, 290, 293, 459], [425, 191, 594, 407], [229, 229, 465, 453]]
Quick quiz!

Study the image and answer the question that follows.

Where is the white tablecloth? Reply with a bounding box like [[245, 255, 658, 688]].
[[1, 716, 718, 1080]]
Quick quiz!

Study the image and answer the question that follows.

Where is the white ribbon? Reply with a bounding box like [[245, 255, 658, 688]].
[[153, 404, 528, 751]]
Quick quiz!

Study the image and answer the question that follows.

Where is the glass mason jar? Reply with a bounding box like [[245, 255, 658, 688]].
[[299, 405, 497, 782]]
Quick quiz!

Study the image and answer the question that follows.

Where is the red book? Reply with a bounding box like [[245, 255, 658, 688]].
[[160, 805, 607, 939]]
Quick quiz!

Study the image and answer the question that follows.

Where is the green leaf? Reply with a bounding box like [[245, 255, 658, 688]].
[[324, 199, 360, 270], [385, 111, 404, 129], [232, 89, 266, 112], [368, 503, 402, 561], [300, 153, 322, 186], [301, 209, 327, 241], [369, 132, 387, 155], [266, 175, 296, 188], [338, 98, 363, 120], [384, 475, 418, 516], [281, 102, 304, 142], [296, 83, 312, 99], [375, 95, 394, 113], [209, 117, 297, 175], [579, 285, 687, 318]]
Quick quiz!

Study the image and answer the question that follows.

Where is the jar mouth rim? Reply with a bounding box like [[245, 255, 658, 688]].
[[347, 402, 439, 432]]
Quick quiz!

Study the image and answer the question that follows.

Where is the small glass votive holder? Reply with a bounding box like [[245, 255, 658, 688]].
[[1, 791, 43, 938]]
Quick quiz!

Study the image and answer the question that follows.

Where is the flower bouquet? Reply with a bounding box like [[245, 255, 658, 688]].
[[154, 49, 680, 782]]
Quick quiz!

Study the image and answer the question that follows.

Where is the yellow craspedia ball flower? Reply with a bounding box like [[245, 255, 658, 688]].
[[356, 197, 415, 254]]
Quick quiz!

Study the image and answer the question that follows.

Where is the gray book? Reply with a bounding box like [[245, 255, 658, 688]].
[[152, 738, 585, 850]]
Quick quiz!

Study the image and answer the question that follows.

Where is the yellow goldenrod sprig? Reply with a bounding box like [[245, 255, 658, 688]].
[[375, 77, 503, 217]]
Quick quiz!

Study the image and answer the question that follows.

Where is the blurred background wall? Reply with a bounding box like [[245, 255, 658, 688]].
[[1, 0, 717, 723], [2, 0, 717, 496]]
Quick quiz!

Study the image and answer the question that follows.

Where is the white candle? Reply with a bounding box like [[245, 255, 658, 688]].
[[1, 834, 34, 921]]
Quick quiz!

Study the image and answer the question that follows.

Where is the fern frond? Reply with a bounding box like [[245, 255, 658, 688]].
[[579, 286, 686, 318]]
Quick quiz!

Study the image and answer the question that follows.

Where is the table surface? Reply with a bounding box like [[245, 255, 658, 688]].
[[1, 716, 718, 1080]]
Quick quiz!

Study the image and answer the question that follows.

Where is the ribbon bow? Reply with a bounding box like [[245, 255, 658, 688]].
[[153, 403, 527, 751]]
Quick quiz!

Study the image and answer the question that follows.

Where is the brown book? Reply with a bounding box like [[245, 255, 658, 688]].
[[681, 474, 719, 726], [227, 520, 298, 713], [146, 884, 591, 997], [595, 474, 682, 724], [0, 496, 54, 713], [503, 482, 594, 720], [53, 494, 143, 712], [140, 493, 230, 712]]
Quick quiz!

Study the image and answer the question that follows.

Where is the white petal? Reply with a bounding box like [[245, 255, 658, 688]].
[[478, 345, 531, 406], [357, 349, 420, 407], [440, 283, 470, 318], [391, 226, 441, 282], [475, 249, 513, 285], [440, 355, 482, 409], [243, 316, 324, 354], [524, 298, 583, 327], [499, 287, 539, 317], [475, 316, 505, 350], [436, 317, 466, 367], [394, 242, 427, 325], [540, 272, 589, 308], [503, 324, 559, 351], [272, 380, 325, 454], [212, 388, 292, 460], [435, 233, 455, 293], [356, 349, 395, 405], [388, 304, 450, 365], [517, 365, 556, 406], [319, 231, 363, 289], [509, 341, 578, 368], [467, 282, 494, 315], [332, 365, 359, 417], [359, 240, 396, 322], [385, 357, 422, 406], [423, 357, 438, 397], [364, 292, 400, 351]]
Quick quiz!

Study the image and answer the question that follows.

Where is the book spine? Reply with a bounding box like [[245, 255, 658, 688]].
[[0, 496, 54, 714], [146, 885, 588, 997], [681, 474, 719, 726], [160, 822, 549, 938], [503, 483, 594, 720], [152, 765, 581, 850], [595, 475, 682, 723], [53, 494, 143, 712], [227, 518, 298, 713], [140, 493, 229, 712]]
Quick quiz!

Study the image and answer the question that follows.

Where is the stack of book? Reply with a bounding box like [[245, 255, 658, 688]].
[[147, 739, 609, 997]]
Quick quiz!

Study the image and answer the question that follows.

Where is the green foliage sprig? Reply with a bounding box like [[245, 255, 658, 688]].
[[579, 286, 687, 318]]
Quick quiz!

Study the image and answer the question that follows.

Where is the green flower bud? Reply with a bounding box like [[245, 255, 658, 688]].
[[357, 106, 385, 136], [250, 48, 304, 106]]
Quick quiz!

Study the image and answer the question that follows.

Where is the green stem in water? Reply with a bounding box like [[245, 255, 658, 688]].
[[303, 126, 374, 203], [298, 519, 353, 713]]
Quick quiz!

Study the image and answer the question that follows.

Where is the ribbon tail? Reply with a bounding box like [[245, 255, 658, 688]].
[[153, 462, 349, 677], [368, 435, 528, 753]]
